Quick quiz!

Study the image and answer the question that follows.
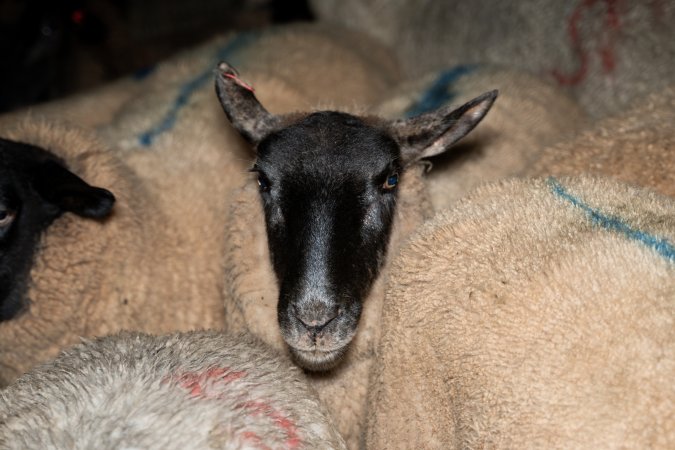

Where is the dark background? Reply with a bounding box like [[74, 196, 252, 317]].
[[0, 0, 313, 114]]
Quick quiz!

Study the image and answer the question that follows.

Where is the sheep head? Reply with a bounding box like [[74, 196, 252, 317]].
[[0, 138, 115, 321], [216, 62, 497, 370]]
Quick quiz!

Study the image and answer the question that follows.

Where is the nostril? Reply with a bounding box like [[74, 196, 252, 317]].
[[292, 304, 340, 332]]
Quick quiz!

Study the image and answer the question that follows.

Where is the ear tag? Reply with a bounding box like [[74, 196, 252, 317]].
[[223, 72, 255, 92]]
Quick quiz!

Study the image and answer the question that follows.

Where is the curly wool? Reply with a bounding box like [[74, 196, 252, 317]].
[[367, 176, 675, 449], [0, 331, 346, 449]]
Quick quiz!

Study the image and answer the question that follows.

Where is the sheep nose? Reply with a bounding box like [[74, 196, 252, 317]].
[[293, 303, 340, 333]]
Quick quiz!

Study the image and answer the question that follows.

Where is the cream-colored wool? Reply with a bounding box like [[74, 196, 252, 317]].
[[0, 120, 227, 385], [374, 66, 587, 211], [524, 85, 675, 198], [310, 0, 675, 118], [223, 164, 432, 449], [102, 22, 401, 151], [366, 176, 675, 449], [0, 331, 346, 449], [221, 23, 401, 112], [4, 23, 399, 133], [2, 76, 144, 129]]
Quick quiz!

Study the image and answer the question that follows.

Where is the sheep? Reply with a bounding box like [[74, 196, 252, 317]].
[[0, 22, 402, 385], [0, 330, 347, 449], [0, 119, 227, 386], [0, 129, 115, 322], [309, 0, 675, 118], [7, 76, 147, 129], [523, 84, 675, 197], [216, 61, 498, 448], [96, 23, 404, 330], [373, 65, 588, 211], [365, 176, 675, 449]]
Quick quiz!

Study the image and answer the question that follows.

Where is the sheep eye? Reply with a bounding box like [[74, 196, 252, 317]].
[[250, 165, 271, 192], [0, 209, 15, 228], [257, 174, 271, 192], [382, 173, 399, 190]]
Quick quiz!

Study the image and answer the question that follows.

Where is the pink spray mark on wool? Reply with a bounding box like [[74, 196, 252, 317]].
[[164, 368, 302, 448], [237, 400, 302, 449], [241, 431, 273, 450], [223, 72, 255, 92], [551, 0, 623, 86], [164, 367, 248, 399]]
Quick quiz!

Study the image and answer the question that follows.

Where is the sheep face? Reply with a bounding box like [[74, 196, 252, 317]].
[[0, 138, 115, 321], [216, 62, 497, 370], [253, 112, 400, 370]]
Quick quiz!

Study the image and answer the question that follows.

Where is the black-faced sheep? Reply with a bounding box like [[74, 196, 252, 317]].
[[0, 331, 346, 449], [0, 134, 114, 322], [216, 62, 497, 447], [96, 24, 404, 340], [366, 176, 675, 449], [0, 120, 227, 385]]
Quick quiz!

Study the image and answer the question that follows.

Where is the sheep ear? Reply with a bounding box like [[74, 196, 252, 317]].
[[390, 90, 498, 166], [33, 160, 115, 219], [215, 61, 281, 146]]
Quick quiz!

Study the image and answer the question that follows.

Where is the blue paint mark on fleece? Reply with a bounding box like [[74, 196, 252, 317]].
[[547, 177, 675, 263], [137, 31, 259, 147], [404, 65, 478, 118], [133, 65, 156, 80]]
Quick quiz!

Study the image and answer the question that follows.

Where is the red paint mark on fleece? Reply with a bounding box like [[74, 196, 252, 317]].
[[164, 367, 248, 399], [238, 400, 302, 449], [552, 0, 622, 86], [241, 431, 273, 450], [165, 368, 303, 448], [223, 72, 255, 92]]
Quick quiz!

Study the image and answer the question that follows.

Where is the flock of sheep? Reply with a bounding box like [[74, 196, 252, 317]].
[[0, 9, 673, 450]]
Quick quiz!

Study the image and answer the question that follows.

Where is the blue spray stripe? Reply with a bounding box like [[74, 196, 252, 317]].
[[404, 65, 478, 118], [133, 65, 157, 80], [547, 177, 675, 263], [137, 31, 259, 147]]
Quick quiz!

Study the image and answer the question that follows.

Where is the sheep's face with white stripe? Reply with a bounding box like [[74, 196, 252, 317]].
[[0, 138, 114, 321], [216, 62, 496, 370]]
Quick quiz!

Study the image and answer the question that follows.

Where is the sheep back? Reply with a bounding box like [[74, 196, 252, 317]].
[[367, 176, 675, 449], [524, 85, 675, 198], [374, 66, 587, 211], [310, 0, 675, 118], [103, 22, 401, 152], [0, 331, 346, 449]]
